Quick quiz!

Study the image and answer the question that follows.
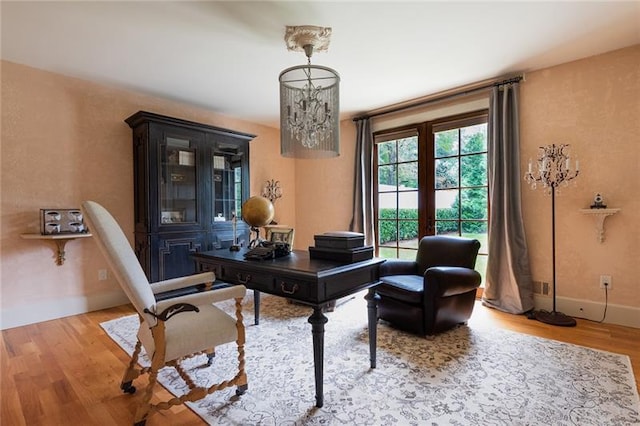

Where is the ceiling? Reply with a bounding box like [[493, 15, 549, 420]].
[[2, 1, 639, 128]]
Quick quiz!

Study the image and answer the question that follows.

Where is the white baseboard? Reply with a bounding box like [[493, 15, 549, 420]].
[[1, 290, 129, 330], [534, 294, 640, 329]]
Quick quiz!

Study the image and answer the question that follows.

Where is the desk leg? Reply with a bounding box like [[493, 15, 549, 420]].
[[308, 307, 328, 408], [253, 290, 260, 325], [365, 289, 379, 369]]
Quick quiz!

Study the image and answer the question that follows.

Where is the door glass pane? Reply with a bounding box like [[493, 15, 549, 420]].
[[461, 154, 487, 186], [435, 129, 459, 158], [378, 220, 397, 246], [398, 136, 418, 162], [398, 248, 418, 260], [435, 158, 459, 189], [435, 189, 458, 219], [378, 141, 396, 164], [378, 164, 397, 190], [398, 162, 418, 190], [378, 193, 397, 218], [461, 124, 487, 154], [436, 220, 459, 235], [161, 137, 196, 224], [461, 188, 488, 219], [398, 220, 418, 247], [462, 223, 488, 253]]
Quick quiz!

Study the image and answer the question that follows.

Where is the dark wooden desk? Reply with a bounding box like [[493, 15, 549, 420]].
[[193, 249, 384, 408]]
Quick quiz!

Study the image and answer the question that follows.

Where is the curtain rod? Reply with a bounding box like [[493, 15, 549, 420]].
[[353, 74, 524, 122]]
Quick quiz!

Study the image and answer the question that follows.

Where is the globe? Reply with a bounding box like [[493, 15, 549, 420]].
[[242, 196, 275, 228]]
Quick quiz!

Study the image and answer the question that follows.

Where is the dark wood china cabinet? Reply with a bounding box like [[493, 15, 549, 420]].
[[125, 111, 254, 283]]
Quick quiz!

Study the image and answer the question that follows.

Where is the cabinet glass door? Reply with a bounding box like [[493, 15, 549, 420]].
[[212, 154, 242, 221], [160, 137, 197, 225]]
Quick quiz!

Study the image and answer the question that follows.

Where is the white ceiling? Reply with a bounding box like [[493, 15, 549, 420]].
[[2, 1, 639, 127]]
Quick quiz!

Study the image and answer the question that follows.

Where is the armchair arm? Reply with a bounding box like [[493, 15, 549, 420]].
[[424, 266, 481, 298], [155, 285, 246, 314], [379, 259, 419, 276], [149, 271, 215, 294]]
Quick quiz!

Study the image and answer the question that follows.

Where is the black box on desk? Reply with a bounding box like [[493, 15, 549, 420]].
[[309, 245, 374, 263], [313, 231, 365, 249]]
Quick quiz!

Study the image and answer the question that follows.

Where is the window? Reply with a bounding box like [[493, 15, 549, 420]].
[[374, 111, 489, 277]]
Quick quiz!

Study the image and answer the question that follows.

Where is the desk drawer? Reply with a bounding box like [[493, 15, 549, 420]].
[[273, 278, 313, 301], [219, 265, 275, 292]]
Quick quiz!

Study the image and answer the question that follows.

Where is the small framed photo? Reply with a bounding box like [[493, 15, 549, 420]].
[[266, 226, 294, 246]]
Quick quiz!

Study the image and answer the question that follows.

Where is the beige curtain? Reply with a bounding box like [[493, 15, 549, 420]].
[[349, 118, 375, 246], [482, 83, 534, 314]]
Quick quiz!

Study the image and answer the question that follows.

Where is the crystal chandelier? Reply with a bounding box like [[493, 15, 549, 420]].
[[279, 26, 340, 158]]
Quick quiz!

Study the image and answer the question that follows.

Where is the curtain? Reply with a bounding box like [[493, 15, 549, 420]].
[[482, 83, 534, 314], [349, 118, 375, 246]]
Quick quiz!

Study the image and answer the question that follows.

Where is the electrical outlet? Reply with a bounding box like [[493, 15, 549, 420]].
[[98, 269, 108, 281], [599, 275, 612, 289]]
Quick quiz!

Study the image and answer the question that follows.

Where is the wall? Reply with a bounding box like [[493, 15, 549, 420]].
[[520, 45, 639, 325], [0, 60, 295, 329]]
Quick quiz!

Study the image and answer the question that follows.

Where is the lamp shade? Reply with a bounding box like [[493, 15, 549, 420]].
[[279, 64, 340, 158]]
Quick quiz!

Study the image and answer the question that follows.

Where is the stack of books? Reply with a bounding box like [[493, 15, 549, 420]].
[[309, 231, 374, 263]]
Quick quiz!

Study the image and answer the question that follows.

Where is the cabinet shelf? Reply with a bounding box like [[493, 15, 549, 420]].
[[21, 233, 92, 265], [579, 208, 620, 243]]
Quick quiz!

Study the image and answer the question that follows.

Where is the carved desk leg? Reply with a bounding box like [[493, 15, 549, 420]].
[[365, 288, 379, 369], [308, 306, 328, 408]]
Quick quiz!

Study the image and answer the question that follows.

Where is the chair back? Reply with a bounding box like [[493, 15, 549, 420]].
[[82, 201, 156, 318], [416, 235, 480, 272]]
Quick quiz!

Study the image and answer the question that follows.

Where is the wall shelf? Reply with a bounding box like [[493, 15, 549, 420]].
[[579, 208, 620, 243], [21, 233, 92, 265]]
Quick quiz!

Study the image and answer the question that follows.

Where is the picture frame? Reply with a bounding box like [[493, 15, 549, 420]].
[[265, 226, 295, 246]]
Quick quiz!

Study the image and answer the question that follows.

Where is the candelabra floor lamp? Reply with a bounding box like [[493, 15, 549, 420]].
[[525, 144, 579, 327]]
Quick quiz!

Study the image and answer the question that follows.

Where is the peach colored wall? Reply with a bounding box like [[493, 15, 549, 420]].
[[293, 120, 357, 250], [520, 45, 640, 309], [0, 60, 294, 329]]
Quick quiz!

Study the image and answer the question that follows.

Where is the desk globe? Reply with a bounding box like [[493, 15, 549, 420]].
[[242, 196, 274, 248]]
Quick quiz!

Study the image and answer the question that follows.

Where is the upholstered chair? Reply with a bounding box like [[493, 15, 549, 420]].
[[376, 235, 481, 336], [82, 201, 248, 426]]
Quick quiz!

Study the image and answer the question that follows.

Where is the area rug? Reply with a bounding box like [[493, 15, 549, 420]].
[[101, 292, 640, 425]]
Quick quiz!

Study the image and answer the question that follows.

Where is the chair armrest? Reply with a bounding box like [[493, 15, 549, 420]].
[[155, 285, 247, 314], [380, 259, 419, 276], [149, 272, 215, 294], [424, 266, 481, 297]]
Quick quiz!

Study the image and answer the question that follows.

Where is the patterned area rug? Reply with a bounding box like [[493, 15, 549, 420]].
[[101, 292, 640, 425]]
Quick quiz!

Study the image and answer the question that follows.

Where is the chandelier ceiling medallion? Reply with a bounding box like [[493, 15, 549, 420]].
[[279, 25, 340, 158]]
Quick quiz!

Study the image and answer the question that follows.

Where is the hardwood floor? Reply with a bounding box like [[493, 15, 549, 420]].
[[2, 300, 639, 425]]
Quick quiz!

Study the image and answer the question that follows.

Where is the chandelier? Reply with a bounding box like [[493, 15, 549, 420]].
[[279, 26, 340, 158]]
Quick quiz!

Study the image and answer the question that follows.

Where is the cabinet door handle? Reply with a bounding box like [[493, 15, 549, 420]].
[[280, 281, 299, 295], [236, 273, 252, 285]]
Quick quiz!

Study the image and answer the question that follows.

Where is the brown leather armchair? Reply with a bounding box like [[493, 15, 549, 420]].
[[376, 235, 481, 336]]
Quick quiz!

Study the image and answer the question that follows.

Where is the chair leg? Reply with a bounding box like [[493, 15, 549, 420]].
[[121, 340, 143, 393], [133, 365, 158, 425]]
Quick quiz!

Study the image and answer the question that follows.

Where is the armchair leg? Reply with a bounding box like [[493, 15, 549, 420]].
[[121, 340, 143, 392]]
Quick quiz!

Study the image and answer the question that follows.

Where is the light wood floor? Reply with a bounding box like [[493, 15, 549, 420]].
[[2, 300, 639, 425]]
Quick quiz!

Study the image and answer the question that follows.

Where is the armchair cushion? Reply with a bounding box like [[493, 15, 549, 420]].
[[378, 275, 424, 304], [138, 304, 238, 362]]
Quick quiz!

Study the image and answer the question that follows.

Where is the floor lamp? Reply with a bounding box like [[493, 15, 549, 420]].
[[524, 144, 579, 327]]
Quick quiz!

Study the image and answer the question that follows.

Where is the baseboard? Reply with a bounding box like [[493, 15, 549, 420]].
[[534, 294, 640, 329], [0, 290, 129, 330]]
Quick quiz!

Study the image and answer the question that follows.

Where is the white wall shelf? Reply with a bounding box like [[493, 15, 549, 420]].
[[21, 233, 92, 265], [579, 208, 620, 243]]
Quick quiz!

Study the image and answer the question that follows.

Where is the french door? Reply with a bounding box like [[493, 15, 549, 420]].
[[374, 111, 489, 276]]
